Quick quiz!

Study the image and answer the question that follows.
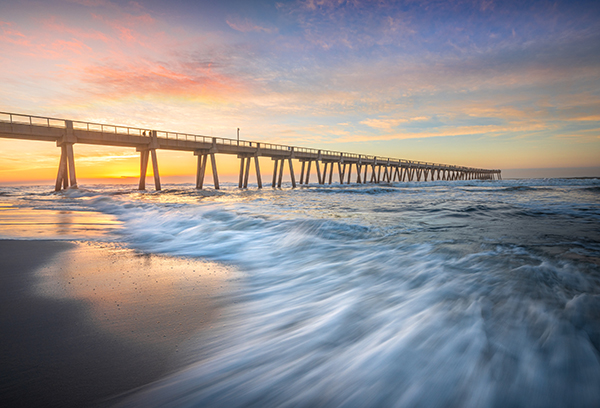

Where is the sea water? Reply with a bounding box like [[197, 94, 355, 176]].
[[1, 178, 599, 407]]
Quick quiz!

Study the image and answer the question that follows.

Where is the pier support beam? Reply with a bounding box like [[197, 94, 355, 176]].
[[288, 158, 296, 188], [244, 156, 251, 187], [255, 156, 263, 188], [138, 130, 161, 191], [299, 161, 305, 184], [66, 143, 77, 188], [272, 159, 279, 187], [139, 150, 149, 190], [383, 165, 390, 182], [151, 149, 161, 190], [272, 157, 295, 188], [138, 148, 161, 190], [315, 160, 322, 184], [210, 153, 219, 189], [237, 155, 261, 189], [195, 152, 208, 189], [277, 158, 284, 187], [339, 162, 345, 184], [55, 120, 77, 191], [238, 157, 246, 188], [55, 145, 67, 191]]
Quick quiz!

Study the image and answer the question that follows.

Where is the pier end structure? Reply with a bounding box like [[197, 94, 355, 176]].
[[0, 112, 502, 190]]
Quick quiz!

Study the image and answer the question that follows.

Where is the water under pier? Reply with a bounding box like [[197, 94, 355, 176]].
[[0, 112, 501, 191]]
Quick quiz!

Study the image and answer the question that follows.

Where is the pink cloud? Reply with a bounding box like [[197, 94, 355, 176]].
[[43, 17, 110, 42], [78, 59, 247, 102], [51, 38, 93, 54], [0, 21, 32, 47]]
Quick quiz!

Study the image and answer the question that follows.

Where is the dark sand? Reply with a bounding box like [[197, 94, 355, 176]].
[[0, 239, 233, 407]]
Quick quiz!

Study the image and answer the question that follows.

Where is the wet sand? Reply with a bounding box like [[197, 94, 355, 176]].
[[0, 239, 233, 407]]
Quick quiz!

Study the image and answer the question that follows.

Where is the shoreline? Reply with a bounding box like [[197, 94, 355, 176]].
[[0, 239, 233, 407]]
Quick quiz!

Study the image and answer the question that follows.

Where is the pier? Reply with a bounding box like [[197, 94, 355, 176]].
[[0, 112, 501, 191]]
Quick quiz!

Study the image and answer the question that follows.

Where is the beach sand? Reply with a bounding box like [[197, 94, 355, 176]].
[[0, 239, 234, 407]]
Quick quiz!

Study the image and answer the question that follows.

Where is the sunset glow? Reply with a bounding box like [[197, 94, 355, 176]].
[[1, 0, 599, 182]]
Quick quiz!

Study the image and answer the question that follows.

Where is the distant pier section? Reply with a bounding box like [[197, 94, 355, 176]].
[[0, 112, 501, 191]]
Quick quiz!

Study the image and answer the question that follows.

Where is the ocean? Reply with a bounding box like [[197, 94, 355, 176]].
[[1, 178, 600, 407]]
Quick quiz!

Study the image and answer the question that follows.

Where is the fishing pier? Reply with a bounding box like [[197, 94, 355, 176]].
[[0, 112, 501, 191]]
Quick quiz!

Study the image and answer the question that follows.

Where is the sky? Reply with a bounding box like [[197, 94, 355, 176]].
[[0, 0, 599, 182]]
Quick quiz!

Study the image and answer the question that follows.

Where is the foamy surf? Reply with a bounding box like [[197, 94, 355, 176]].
[[1, 179, 599, 407]]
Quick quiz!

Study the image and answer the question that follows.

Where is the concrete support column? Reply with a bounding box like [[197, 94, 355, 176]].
[[195, 152, 208, 189], [210, 153, 219, 189], [243, 156, 251, 188], [138, 130, 161, 191], [255, 156, 263, 188], [315, 160, 322, 184], [138, 148, 160, 190], [55, 121, 77, 191], [55, 144, 68, 191], [277, 158, 284, 187], [238, 157, 246, 188], [338, 162, 344, 184], [151, 150, 161, 190], [272, 159, 279, 188], [288, 158, 296, 188], [299, 161, 306, 184], [139, 150, 149, 190], [66, 143, 77, 188]]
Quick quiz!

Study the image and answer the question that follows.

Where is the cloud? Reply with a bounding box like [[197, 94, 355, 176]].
[[0, 21, 32, 47], [567, 115, 600, 122], [360, 118, 408, 131], [226, 17, 277, 34], [336, 122, 552, 143], [78, 60, 246, 101]]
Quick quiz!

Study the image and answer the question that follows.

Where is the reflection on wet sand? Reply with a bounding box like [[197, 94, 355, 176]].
[[0, 206, 121, 239], [34, 241, 236, 352]]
